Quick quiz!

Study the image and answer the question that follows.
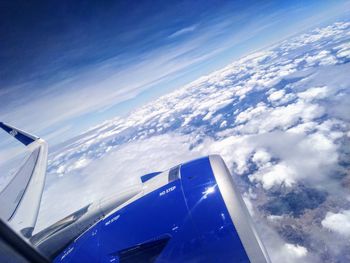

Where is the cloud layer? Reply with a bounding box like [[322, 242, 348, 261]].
[[31, 20, 350, 262]]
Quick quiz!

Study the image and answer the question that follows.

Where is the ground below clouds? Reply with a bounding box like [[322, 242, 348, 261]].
[[38, 20, 350, 263]]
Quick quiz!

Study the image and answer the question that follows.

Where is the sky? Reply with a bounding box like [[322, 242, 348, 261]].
[[29, 18, 350, 262], [0, 0, 350, 148], [0, 2, 350, 261]]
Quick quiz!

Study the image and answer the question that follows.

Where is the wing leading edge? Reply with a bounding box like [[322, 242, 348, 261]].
[[0, 122, 48, 238]]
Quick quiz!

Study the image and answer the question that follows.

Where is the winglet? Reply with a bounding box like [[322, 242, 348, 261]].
[[0, 122, 39, 146]]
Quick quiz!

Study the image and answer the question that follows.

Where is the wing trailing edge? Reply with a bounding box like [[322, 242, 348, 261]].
[[0, 122, 48, 238]]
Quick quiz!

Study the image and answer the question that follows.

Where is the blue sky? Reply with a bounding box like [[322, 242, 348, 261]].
[[0, 0, 349, 149]]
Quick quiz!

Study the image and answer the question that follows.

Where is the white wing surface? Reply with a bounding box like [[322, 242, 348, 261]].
[[0, 122, 48, 238]]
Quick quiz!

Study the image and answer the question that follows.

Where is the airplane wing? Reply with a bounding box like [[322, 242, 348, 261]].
[[0, 122, 48, 238]]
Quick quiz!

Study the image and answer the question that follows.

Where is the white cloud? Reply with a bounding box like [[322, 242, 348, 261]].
[[258, 221, 318, 263], [234, 100, 325, 134], [267, 215, 283, 221], [250, 162, 296, 189], [168, 25, 198, 38], [321, 210, 350, 237], [304, 50, 336, 66], [41, 20, 349, 194], [268, 89, 285, 102], [252, 131, 338, 188], [252, 149, 271, 167], [337, 49, 350, 58], [284, 243, 308, 258], [297, 86, 329, 101], [200, 135, 254, 175], [70, 158, 91, 171], [27, 20, 350, 262]]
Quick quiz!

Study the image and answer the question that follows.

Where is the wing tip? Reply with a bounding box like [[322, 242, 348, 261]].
[[0, 122, 39, 146]]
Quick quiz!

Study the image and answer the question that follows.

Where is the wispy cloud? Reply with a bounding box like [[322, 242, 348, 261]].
[[168, 24, 198, 38], [1, 1, 348, 145], [0, 11, 282, 138]]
